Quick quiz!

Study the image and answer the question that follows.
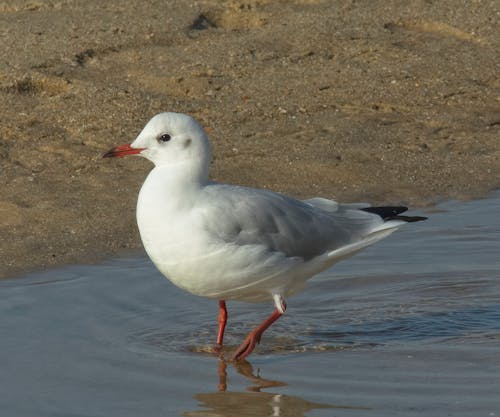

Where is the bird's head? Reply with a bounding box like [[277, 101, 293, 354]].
[[103, 112, 211, 173]]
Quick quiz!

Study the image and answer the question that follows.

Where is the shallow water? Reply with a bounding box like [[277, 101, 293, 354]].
[[2, 194, 500, 417]]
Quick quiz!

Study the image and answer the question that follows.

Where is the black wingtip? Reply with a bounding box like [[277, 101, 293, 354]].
[[361, 206, 427, 222], [388, 215, 428, 223], [361, 206, 408, 219]]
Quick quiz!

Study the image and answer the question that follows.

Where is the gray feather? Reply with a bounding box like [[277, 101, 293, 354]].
[[198, 184, 383, 260]]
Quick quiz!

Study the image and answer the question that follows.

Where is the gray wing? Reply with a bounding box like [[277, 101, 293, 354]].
[[198, 184, 384, 260]]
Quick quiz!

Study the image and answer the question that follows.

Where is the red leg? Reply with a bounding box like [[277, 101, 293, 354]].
[[232, 306, 284, 361], [216, 300, 228, 347]]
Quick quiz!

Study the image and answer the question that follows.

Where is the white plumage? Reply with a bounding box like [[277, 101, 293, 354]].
[[104, 112, 425, 360]]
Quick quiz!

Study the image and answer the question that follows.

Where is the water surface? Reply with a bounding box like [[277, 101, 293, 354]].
[[1, 194, 500, 416]]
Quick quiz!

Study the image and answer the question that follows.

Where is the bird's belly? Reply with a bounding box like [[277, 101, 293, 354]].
[[141, 228, 307, 301], [136, 202, 331, 302]]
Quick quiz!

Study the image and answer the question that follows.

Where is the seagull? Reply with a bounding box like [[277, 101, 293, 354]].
[[103, 112, 426, 360]]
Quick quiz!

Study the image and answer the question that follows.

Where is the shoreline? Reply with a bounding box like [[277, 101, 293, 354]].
[[1, 1, 499, 279], [2, 188, 498, 281]]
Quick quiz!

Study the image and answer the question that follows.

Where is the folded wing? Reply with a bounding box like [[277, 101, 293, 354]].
[[199, 184, 392, 261]]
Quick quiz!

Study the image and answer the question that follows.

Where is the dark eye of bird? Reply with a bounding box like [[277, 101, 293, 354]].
[[158, 133, 171, 143]]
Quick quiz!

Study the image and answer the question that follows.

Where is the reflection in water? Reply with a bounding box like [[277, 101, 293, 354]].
[[216, 360, 287, 393], [183, 360, 360, 417]]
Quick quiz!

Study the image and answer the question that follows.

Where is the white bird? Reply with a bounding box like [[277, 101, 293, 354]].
[[103, 112, 426, 360]]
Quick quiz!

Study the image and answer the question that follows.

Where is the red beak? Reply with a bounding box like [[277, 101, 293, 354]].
[[102, 144, 145, 158]]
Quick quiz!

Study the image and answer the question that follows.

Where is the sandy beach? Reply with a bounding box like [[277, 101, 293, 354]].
[[1, 0, 499, 278]]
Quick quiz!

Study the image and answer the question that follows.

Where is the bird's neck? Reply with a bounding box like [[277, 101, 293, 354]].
[[139, 162, 208, 211]]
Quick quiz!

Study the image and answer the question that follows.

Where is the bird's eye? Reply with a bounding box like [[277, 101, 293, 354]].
[[158, 133, 171, 143]]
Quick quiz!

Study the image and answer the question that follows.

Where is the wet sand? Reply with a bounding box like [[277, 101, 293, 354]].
[[1, 0, 499, 278], [1, 194, 499, 416]]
